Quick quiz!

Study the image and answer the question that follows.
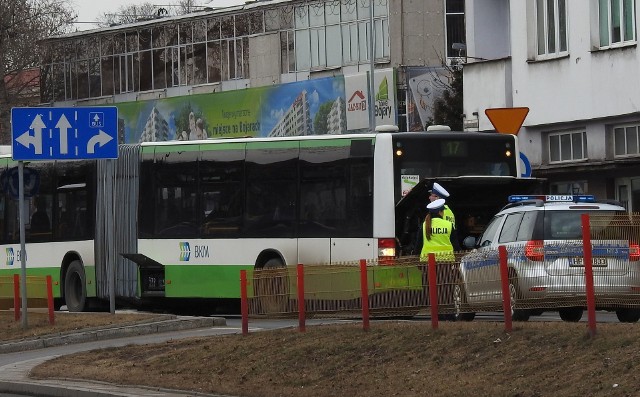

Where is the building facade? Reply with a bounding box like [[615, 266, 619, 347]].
[[38, 0, 466, 141], [463, 0, 640, 210]]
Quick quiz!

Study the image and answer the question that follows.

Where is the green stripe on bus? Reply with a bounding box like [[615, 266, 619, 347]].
[[164, 265, 253, 298], [246, 141, 299, 150], [154, 144, 200, 153], [299, 138, 373, 148], [0, 266, 96, 299], [199, 143, 246, 151], [163, 264, 422, 300]]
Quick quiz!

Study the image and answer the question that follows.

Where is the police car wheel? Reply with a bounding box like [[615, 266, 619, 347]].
[[452, 283, 475, 321], [508, 280, 530, 322], [616, 308, 640, 323], [559, 307, 583, 322]]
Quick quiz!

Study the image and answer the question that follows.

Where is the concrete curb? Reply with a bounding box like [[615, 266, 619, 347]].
[[0, 380, 123, 397], [0, 379, 232, 397], [0, 316, 227, 354]]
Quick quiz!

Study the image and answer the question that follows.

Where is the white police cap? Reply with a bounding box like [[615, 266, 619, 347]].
[[429, 182, 450, 198], [427, 198, 446, 212]]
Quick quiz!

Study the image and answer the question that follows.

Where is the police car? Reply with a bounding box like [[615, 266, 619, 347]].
[[456, 195, 640, 323]]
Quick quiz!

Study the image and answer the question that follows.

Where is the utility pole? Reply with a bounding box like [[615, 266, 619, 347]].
[[368, 0, 376, 132]]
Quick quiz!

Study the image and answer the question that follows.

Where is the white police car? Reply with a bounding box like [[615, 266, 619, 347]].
[[456, 195, 640, 322]]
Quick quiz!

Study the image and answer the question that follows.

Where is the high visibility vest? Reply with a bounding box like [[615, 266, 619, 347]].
[[443, 205, 456, 229], [420, 217, 454, 262]]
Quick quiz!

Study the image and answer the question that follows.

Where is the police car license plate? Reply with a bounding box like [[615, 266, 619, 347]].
[[569, 257, 607, 267]]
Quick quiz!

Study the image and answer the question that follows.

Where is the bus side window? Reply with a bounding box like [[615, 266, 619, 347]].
[[349, 163, 373, 236]]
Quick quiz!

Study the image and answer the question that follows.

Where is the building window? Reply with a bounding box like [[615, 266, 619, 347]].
[[536, 0, 568, 57], [280, 31, 295, 73], [550, 181, 588, 195], [614, 124, 640, 157], [445, 0, 466, 58], [293, 0, 389, 72], [598, 0, 636, 47], [549, 131, 587, 163]]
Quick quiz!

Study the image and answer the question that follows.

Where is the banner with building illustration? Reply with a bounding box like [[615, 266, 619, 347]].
[[406, 66, 449, 131], [114, 68, 397, 143]]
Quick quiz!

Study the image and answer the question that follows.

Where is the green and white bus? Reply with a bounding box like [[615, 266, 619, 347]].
[[0, 131, 541, 311]]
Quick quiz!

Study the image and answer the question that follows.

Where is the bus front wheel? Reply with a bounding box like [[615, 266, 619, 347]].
[[65, 261, 87, 312]]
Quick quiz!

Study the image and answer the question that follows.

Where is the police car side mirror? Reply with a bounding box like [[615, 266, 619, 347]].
[[462, 236, 477, 249]]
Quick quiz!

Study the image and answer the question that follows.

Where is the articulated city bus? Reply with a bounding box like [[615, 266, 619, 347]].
[[0, 131, 541, 311]]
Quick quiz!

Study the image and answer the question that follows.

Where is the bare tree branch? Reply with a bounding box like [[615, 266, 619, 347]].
[[0, 0, 75, 143], [95, 0, 205, 27]]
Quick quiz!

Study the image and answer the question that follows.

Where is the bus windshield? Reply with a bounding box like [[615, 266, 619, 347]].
[[392, 132, 518, 200]]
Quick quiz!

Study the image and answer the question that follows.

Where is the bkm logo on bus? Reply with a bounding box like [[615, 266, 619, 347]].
[[6, 248, 14, 267], [5, 248, 23, 267], [179, 242, 210, 262]]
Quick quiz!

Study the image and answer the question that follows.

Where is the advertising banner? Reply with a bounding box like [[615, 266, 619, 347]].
[[344, 69, 397, 131], [406, 66, 448, 131], [114, 68, 397, 143]]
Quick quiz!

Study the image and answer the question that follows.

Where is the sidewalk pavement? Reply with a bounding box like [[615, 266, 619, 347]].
[[0, 314, 234, 397]]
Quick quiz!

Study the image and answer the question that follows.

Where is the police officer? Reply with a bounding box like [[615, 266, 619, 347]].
[[420, 198, 455, 262], [429, 182, 455, 227]]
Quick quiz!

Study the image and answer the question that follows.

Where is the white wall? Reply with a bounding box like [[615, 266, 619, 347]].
[[465, 0, 640, 166]]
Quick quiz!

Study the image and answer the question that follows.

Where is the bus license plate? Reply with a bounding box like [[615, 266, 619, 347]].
[[569, 257, 607, 267]]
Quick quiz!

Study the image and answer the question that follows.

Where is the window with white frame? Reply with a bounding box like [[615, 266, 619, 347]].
[[614, 123, 640, 157], [598, 0, 636, 47], [549, 131, 587, 163], [536, 0, 568, 57]]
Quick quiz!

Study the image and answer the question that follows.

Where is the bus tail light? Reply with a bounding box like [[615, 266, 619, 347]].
[[378, 238, 396, 265], [630, 242, 640, 262], [525, 240, 544, 261]]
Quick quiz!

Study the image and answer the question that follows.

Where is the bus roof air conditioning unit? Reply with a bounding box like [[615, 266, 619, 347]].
[[426, 125, 451, 132]]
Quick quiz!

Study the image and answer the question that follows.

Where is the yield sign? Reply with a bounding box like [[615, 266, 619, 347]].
[[484, 107, 530, 135]]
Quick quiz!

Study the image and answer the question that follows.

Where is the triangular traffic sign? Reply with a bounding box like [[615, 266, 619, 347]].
[[484, 107, 529, 135]]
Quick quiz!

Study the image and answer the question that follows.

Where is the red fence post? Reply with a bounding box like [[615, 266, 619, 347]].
[[46, 276, 55, 325], [428, 253, 439, 330], [297, 264, 305, 333], [359, 259, 370, 331], [581, 213, 597, 337], [498, 245, 512, 333], [240, 270, 249, 336], [13, 274, 20, 322]]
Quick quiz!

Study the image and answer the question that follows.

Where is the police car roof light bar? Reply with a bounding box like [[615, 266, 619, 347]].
[[508, 194, 596, 203]]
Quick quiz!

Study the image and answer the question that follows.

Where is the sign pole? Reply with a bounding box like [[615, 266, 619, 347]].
[[18, 161, 28, 329], [108, 159, 116, 314], [368, 0, 376, 132]]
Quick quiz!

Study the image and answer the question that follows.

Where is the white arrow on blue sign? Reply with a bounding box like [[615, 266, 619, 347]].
[[11, 107, 119, 161]]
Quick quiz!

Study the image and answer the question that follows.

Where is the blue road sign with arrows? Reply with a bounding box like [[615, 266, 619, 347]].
[[11, 107, 118, 161]]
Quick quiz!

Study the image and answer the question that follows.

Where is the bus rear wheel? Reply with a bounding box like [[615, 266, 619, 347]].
[[254, 258, 289, 315], [65, 261, 87, 312]]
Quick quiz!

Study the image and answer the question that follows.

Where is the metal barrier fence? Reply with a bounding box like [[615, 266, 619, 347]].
[[241, 213, 640, 333]]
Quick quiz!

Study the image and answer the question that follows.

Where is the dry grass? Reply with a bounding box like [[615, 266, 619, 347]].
[[30, 321, 640, 397], [0, 310, 166, 342]]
